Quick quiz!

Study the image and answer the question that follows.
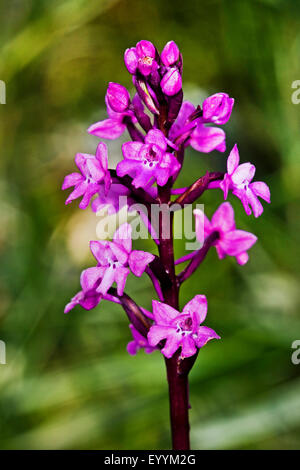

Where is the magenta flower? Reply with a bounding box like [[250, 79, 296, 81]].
[[161, 41, 180, 67], [127, 324, 156, 355], [219, 144, 271, 217], [106, 82, 130, 113], [147, 296, 220, 359], [194, 202, 257, 265], [116, 129, 181, 188], [124, 40, 158, 77], [91, 183, 132, 215], [160, 41, 182, 96], [62, 142, 111, 209], [160, 68, 182, 96], [80, 223, 155, 296], [169, 101, 226, 153], [202, 92, 234, 125], [64, 289, 102, 314], [88, 85, 136, 140]]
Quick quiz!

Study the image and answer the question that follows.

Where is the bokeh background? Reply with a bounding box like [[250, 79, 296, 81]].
[[0, 0, 300, 450]]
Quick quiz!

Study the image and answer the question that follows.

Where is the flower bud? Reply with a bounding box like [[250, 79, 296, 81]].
[[160, 68, 182, 96], [124, 47, 138, 74], [202, 93, 234, 125], [106, 82, 130, 113], [161, 41, 180, 66]]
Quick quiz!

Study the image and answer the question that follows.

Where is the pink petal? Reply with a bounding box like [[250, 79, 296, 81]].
[[65, 180, 88, 205], [147, 325, 172, 346], [250, 181, 271, 203], [90, 240, 109, 264], [136, 40, 155, 58], [86, 159, 105, 182], [80, 267, 105, 291], [109, 242, 128, 265], [127, 340, 138, 355], [182, 295, 208, 325], [132, 169, 154, 188], [247, 189, 264, 217], [95, 141, 108, 171], [161, 41, 180, 66], [62, 172, 83, 190], [211, 202, 236, 232], [128, 250, 155, 276], [78, 182, 99, 209], [190, 125, 226, 153], [231, 163, 256, 185], [193, 208, 212, 243], [122, 141, 144, 160], [195, 326, 220, 348], [181, 335, 197, 358], [113, 223, 132, 253], [152, 300, 180, 325], [227, 144, 240, 175], [88, 119, 126, 140], [236, 252, 249, 265], [169, 101, 195, 140], [75, 153, 89, 175], [115, 267, 130, 295], [221, 229, 257, 256], [116, 159, 140, 178], [145, 129, 167, 151], [160, 68, 182, 96], [155, 167, 170, 186], [124, 47, 138, 74], [97, 268, 115, 295], [161, 334, 180, 358]]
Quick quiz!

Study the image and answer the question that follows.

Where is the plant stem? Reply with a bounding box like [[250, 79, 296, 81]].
[[165, 354, 190, 450], [158, 183, 190, 450]]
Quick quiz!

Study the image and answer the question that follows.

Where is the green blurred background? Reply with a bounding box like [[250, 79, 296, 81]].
[[0, 0, 300, 450]]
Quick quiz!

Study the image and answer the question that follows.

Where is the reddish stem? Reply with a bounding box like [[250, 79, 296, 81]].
[[158, 182, 191, 450]]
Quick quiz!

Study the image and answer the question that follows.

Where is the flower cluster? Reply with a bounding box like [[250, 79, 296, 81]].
[[62, 39, 270, 361]]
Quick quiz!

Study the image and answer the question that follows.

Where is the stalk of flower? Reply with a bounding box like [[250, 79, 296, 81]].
[[62, 39, 271, 450]]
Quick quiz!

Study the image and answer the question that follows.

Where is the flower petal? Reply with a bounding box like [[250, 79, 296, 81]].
[[181, 335, 197, 358], [182, 295, 208, 325], [80, 267, 105, 291], [211, 202, 236, 232], [128, 250, 155, 276], [160, 68, 182, 96], [113, 223, 132, 253], [62, 172, 83, 190], [221, 229, 257, 256], [145, 129, 167, 151], [195, 326, 220, 348], [231, 163, 256, 185], [95, 141, 108, 171], [65, 180, 88, 205], [97, 267, 115, 295], [115, 267, 130, 295], [193, 208, 212, 243], [190, 125, 226, 153], [122, 141, 144, 160], [161, 334, 180, 358], [88, 119, 126, 140], [152, 300, 180, 325], [227, 144, 240, 175], [147, 325, 172, 346], [250, 181, 271, 203]]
